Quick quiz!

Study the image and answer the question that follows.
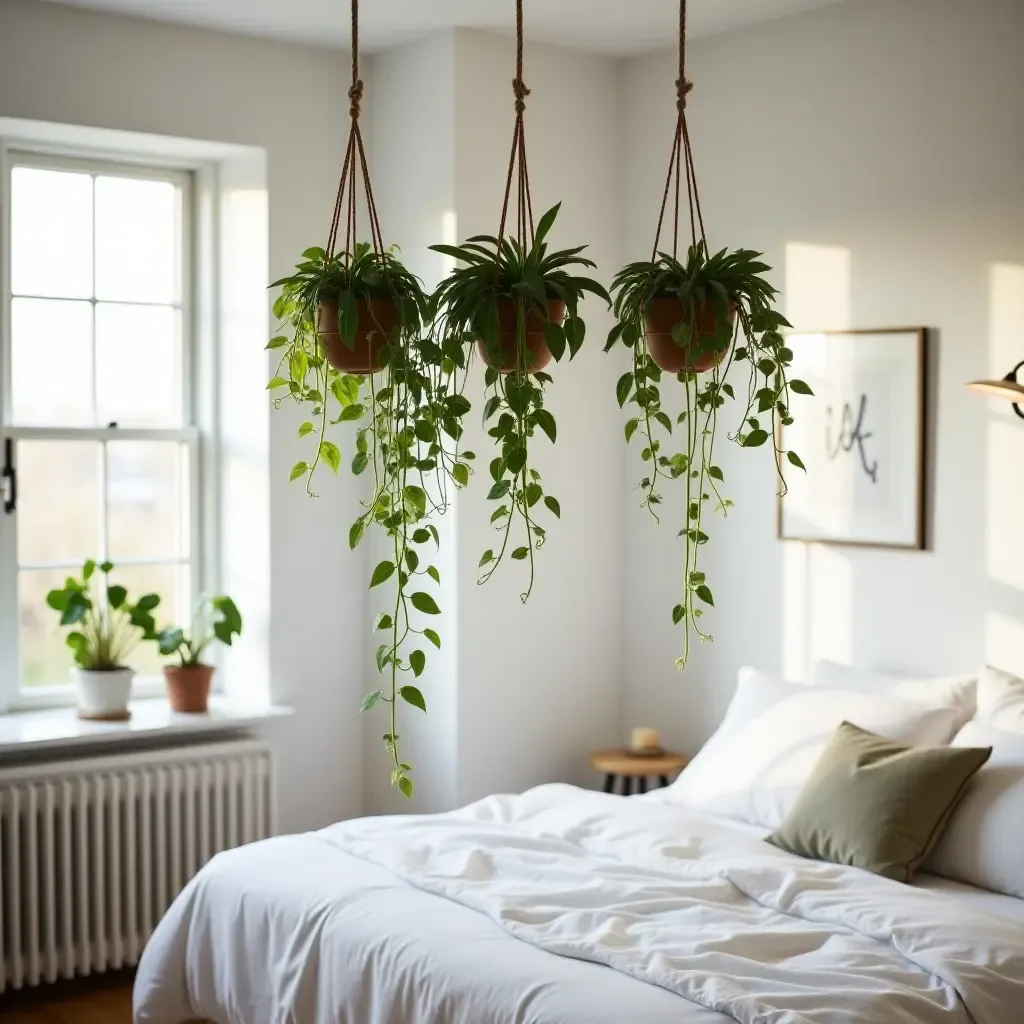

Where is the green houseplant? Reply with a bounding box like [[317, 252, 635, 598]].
[[607, 247, 810, 669], [46, 560, 161, 719], [158, 595, 243, 713], [431, 203, 609, 601], [269, 244, 472, 798]]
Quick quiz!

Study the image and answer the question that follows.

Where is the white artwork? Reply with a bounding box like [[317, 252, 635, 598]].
[[780, 329, 926, 549]]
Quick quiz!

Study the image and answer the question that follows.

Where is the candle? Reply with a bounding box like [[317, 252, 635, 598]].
[[631, 727, 660, 753]]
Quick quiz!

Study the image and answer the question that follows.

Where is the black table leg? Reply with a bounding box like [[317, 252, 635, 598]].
[[604, 773, 616, 793], [621, 776, 633, 796], [637, 776, 647, 794], [658, 775, 670, 788]]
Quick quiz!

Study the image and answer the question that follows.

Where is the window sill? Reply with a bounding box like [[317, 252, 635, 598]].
[[0, 697, 293, 758]]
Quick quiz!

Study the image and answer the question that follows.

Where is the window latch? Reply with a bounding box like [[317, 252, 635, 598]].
[[2, 438, 15, 515]]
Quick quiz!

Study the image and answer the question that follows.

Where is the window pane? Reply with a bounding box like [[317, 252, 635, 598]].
[[95, 303, 181, 427], [11, 298, 94, 426], [19, 568, 77, 688], [107, 441, 188, 561], [113, 563, 188, 676], [17, 441, 101, 566], [95, 176, 179, 304], [11, 167, 93, 299]]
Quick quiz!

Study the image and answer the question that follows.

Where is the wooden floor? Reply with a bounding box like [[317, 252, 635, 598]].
[[0, 973, 135, 1024]]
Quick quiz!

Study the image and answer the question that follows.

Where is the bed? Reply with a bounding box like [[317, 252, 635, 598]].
[[133, 782, 1024, 1024]]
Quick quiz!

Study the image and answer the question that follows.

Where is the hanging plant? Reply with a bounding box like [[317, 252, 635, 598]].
[[267, 0, 471, 798], [430, 0, 609, 603], [605, 0, 812, 669]]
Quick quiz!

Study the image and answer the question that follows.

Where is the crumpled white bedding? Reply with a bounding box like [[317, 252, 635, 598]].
[[134, 785, 1024, 1024]]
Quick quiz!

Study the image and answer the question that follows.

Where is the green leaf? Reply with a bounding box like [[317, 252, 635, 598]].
[[487, 480, 511, 501], [99, 561, 114, 574], [624, 418, 639, 444], [349, 519, 365, 549], [708, 465, 724, 482], [369, 561, 396, 588], [266, 336, 289, 350], [289, 461, 309, 482], [351, 451, 368, 475], [298, 421, 314, 438], [331, 375, 361, 407], [136, 593, 160, 612], [787, 450, 807, 471], [695, 585, 715, 607], [453, 463, 470, 488], [616, 373, 634, 408], [427, 566, 440, 584], [790, 379, 814, 396], [337, 403, 365, 423], [266, 376, 289, 390], [376, 613, 393, 630], [107, 585, 127, 609], [82, 559, 96, 581], [534, 409, 557, 444], [46, 589, 69, 611], [398, 775, 414, 799], [319, 441, 341, 473], [360, 690, 383, 713], [424, 628, 441, 649], [410, 592, 441, 615], [544, 495, 561, 518], [511, 547, 529, 560], [672, 604, 685, 625], [479, 549, 495, 567], [407, 652, 426, 680], [403, 485, 427, 520], [543, 322, 566, 361]]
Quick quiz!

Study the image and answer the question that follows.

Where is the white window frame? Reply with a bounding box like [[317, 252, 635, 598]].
[[0, 144, 205, 711]]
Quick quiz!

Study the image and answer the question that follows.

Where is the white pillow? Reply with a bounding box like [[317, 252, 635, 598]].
[[811, 659, 976, 731], [926, 721, 1024, 899], [976, 665, 1024, 732], [666, 668, 960, 829]]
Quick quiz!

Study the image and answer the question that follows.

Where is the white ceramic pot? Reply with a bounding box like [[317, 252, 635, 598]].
[[73, 667, 134, 717]]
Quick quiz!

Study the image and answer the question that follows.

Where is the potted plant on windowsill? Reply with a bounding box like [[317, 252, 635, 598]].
[[46, 560, 161, 721], [156, 596, 242, 713], [431, 203, 609, 601]]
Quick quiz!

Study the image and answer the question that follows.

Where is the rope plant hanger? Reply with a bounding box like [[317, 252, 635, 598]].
[[605, 0, 812, 670], [431, 0, 608, 604], [267, 0, 474, 799]]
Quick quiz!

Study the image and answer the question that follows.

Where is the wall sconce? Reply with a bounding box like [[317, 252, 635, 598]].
[[967, 360, 1024, 421]]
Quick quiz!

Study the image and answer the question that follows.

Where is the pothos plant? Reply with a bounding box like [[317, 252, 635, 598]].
[[606, 242, 812, 668], [268, 243, 473, 798], [431, 204, 609, 601]]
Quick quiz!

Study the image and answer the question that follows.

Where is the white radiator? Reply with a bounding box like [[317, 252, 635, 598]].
[[0, 738, 273, 993]]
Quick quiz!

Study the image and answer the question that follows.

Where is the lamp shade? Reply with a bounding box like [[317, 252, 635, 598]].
[[967, 360, 1024, 420]]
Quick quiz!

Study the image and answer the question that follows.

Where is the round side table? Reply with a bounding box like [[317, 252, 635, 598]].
[[588, 748, 689, 796]]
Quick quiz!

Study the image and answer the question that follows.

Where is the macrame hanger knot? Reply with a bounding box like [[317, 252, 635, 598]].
[[348, 80, 364, 119], [675, 77, 693, 112], [513, 78, 531, 114]]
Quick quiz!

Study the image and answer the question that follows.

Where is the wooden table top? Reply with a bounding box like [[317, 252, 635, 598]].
[[588, 747, 689, 776]]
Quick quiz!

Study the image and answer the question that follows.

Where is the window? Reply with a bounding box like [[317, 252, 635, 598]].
[[0, 150, 199, 707]]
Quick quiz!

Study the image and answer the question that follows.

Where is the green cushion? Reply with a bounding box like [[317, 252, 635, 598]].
[[767, 721, 991, 882]]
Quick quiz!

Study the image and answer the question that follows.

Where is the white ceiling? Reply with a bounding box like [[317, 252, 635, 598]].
[[43, 0, 850, 56]]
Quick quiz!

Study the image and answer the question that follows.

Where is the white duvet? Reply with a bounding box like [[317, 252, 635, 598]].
[[134, 785, 1024, 1024]]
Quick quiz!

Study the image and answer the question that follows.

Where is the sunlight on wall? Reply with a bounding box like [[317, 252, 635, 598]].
[[988, 263, 1024, 376], [782, 243, 852, 680], [985, 612, 1024, 678]]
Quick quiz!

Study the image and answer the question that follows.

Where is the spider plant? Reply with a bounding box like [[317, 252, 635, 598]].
[[268, 243, 473, 799], [607, 242, 811, 668], [431, 203, 609, 602]]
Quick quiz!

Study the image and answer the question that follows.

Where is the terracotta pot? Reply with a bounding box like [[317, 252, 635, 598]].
[[476, 298, 567, 374], [163, 664, 215, 714], [644, 297, 737, 373], [316, 297, 400, 374]]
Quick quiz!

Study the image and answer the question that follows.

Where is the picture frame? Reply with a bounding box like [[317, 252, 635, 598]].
[[778, 327, 927, 550]]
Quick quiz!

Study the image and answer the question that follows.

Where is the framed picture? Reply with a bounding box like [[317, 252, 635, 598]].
[[778, 328, 927, 550]]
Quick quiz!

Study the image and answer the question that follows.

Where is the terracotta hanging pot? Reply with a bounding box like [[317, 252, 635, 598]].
[[163, 664, 215, 714], [644, 297, 737, 373], [316, 297, 400, 374], [476, 297, 567, 374]]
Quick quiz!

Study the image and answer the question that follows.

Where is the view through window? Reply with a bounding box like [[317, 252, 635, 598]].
[[2, 153, 198, 698]]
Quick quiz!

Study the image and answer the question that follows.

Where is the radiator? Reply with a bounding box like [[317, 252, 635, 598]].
[[0, 738, 273, 993]]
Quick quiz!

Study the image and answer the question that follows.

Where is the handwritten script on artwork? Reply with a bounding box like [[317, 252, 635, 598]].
[[826, 395, 878, 483]]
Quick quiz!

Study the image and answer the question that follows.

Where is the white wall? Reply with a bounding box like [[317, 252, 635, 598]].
[[622, 0, 1024, 757], [0, 0, 366, 833]]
